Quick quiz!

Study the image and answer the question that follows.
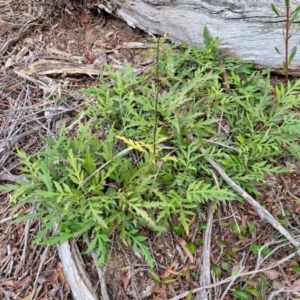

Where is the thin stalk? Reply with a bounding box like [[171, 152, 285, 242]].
[[285, 3, 290, 84], [153, 37, 160, 157]]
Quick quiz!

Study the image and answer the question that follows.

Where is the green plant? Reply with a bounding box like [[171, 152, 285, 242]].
[[271, 0, 300, 83], [251, 243, 273, 256], [2, 28, 300, 268]]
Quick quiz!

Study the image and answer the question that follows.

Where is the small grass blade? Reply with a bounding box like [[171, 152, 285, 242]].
[[271, 3, 280, 16]]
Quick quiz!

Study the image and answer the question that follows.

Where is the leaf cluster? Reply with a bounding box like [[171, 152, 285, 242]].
[[2, 31, 300, 267]]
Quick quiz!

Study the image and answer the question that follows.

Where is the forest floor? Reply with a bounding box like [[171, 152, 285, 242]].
[[1, 0, 300, 299]]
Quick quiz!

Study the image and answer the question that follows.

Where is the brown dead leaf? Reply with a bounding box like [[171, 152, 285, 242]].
[[5, 80, 24, 91], [232, 264, 242, 274], [162, 268, 182, 278], [120, 272, 130, 291], [241, 216, 247, 228], [140, 281, 156, 299], [181, 265, 196, 271], [179, 238, 194, 263], [294, 206, 300, 215], [12, 276, 31, 290], [0, 280, 15, 286], [291, 279, 300, 289], [20, 286, 42, 300], [262, 269, 279, 280], [273, 280, 284, 289], [170, 260, 179, 270], [37, 276, 47, 285], [152, 287, 168, 300], [245, 279, 258, 288], [56, 262, 65, 283]]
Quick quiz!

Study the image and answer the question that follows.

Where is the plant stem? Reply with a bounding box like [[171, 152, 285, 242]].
[[153, 37, 160, 157], [285, 2, 290, 84]]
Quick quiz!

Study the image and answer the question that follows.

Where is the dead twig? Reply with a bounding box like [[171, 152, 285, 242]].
[[220, 254, 246, 300], [31, 243, 51, 300], [56, 240, 99, 300], [0, 19, 40, 56], [200, 147, 300, 249], [86, 238, 109, 300], [14, 219, 31, 277], [119, 243, 140, 300], [170, 250, 300, 300], [0, 126, 41, 157], [195, 201, 214, 300]]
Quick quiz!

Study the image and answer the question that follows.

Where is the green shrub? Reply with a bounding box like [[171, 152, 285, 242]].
[[2, 32, 300, 267]]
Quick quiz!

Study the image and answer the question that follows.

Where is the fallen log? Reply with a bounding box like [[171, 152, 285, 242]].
[[96, 0, 300, 75]]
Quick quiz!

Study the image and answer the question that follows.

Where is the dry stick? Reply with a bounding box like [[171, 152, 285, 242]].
[[0, 126, 41, 156], [0, 173, 28, 182], [0, 19, 40, 55], [268, 287, 286, 300], [220, 254, 246, 300], [268, 287, 300, 300], [153, 37, 160, 157], [285, 3, 290, 84], [170, 250, 299, 300], [120, 244, 141, 300], [252, 240, 290, 279], [195, 201, 214, 300], [57, 240, 98, 300], [31, 244, 51, 300], [82, 147, 133, 186], [199, 147, 300, 249], [14, 219, 31, 277], [86, 238, 109, 300]]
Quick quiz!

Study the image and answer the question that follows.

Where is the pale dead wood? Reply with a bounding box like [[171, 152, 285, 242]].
[[0, 126, 41, 157], [195, 201, 214, 300], [219, 255, 246, 300], [86, 238, 110, 300], [0, 173, 99, 300], [252, 240, 291, 278], [17, 59, 147, 79], [14, 70, 56, 93], [57, 240, 99, 300], [14, 219, 31, 277], [98, 0, 300, 74], [21, 60, 103, 76], [199, 147, 300, 249], [170, 250, 300, 300], [122, 42, 153, 49], [120, 243, 140, 300], [0, 85, 34, 170], [268, 288, 287, 300], [0, 173, 28, 182], [0, 0, 12, 7], [0, 19, 40, 56], [31, 244, 51, 300]]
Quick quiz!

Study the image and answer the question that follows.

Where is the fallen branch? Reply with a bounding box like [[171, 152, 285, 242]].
[[195, 201, 214, 300], [0, 126, 41, 157], [0, 19, 40, 55], [86, 238, 109, 300], [170, 250, 300, 300], [200, 147, 300, 249], [57, 240, 99, 300]]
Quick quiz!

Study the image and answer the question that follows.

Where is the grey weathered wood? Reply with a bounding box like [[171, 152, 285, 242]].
[[97, 0, 300, 75], [57, 241, 99, 300]]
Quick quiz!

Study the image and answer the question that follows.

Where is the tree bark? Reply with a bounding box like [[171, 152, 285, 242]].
[[97, 0, 300, 75]]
